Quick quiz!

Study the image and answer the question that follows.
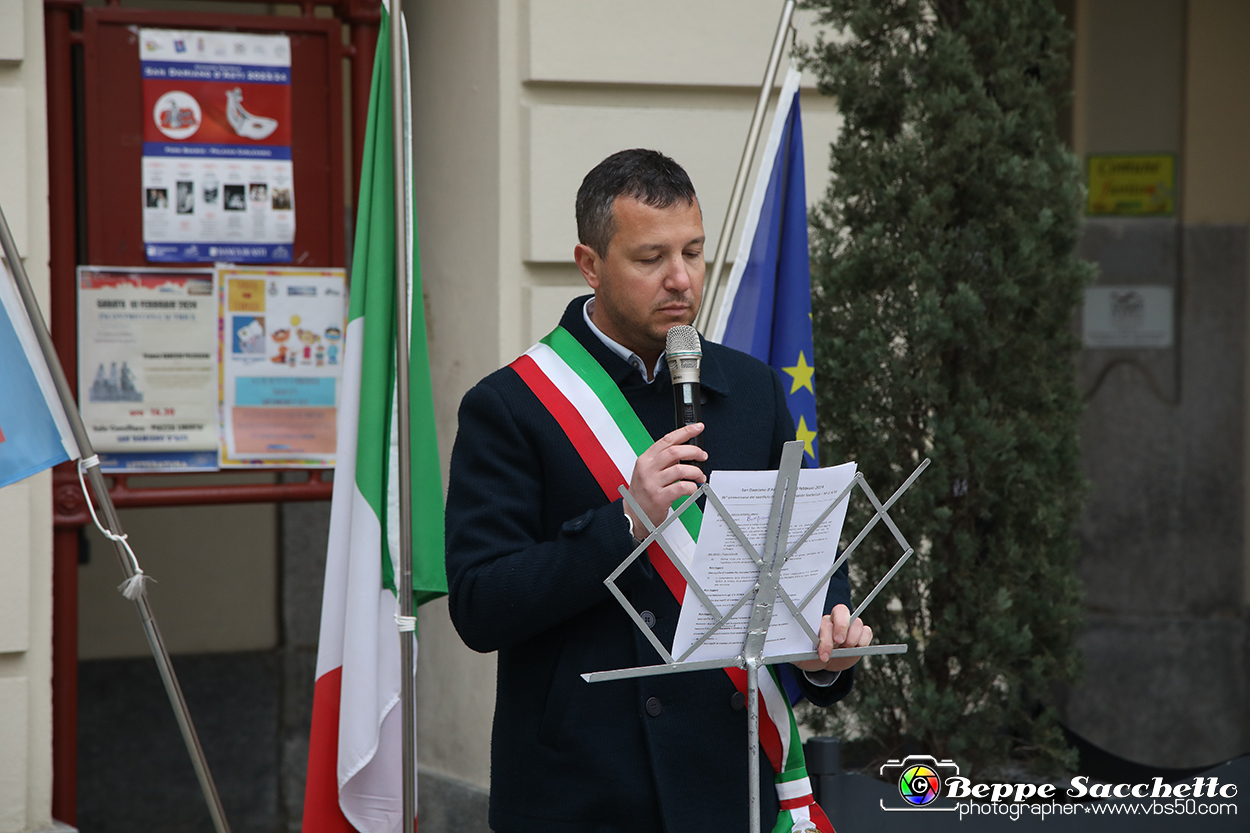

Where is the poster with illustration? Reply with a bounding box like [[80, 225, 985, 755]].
[[140, 29, 295, 263], [77, 266, 219, 471], [218, 266, 346, 467]]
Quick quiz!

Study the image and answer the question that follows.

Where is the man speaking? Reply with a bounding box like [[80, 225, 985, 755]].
[[445, 149, 871, 832]]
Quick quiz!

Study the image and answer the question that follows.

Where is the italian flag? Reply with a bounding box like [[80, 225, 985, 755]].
[[302, 6, 446, 833]]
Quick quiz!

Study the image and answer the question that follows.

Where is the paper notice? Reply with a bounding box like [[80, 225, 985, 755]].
[[77, 266, 219, 470], [671, 462, 857, 663]]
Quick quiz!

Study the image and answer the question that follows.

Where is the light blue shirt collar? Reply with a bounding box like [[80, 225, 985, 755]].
[[582, 297, 665, 383]]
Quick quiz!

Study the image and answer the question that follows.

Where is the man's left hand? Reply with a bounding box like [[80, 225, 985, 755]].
[[792, 603, 872, 674]]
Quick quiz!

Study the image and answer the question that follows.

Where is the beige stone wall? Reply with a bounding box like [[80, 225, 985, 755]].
[[1071, 0, 1185, 163], [1182, 0, 1250, 606], [0, 0, 55, 829], [1184, 0, 1250, 225], [1074, 0, 1250, 608], [409, 0, 503, 791], [411, 0, 845, 790], [1070, 0, 1250, 763]]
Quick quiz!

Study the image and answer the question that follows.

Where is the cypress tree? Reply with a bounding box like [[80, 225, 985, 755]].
[[800, 0, 1092, 774]]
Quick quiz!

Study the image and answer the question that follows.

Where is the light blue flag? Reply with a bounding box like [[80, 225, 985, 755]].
[[711, 66, 819, 465], [0, 260, 79, 488]]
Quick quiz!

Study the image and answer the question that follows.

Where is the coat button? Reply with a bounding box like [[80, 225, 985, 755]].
[[645, 697, 662, 717], [640, 610, 656, 628], [561, 510, 593, 534], [731, 692, 746, 711]]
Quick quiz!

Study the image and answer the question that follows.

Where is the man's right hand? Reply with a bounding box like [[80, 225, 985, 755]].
[[623, 422, 708, 539]]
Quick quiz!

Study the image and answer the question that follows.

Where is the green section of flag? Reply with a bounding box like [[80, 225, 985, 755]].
[[350, 9, 446, 605]]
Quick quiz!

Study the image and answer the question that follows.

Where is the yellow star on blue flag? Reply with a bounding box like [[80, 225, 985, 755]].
[[795, 415, 817, 460], [782, 351, 815, 395]]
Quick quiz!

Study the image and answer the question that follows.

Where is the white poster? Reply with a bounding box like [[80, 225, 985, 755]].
[[140, 29, 294, 263], [218, 266, 346, 467], [77, 266, 219, 471]]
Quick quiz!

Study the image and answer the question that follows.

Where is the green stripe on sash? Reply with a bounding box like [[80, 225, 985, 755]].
[[540, 327, 703, 542]]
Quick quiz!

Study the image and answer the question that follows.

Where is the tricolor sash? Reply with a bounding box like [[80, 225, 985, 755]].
[[509, 326, 834, 833]]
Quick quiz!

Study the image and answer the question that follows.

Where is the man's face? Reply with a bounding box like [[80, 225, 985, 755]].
[[575, 195, 705, 361]]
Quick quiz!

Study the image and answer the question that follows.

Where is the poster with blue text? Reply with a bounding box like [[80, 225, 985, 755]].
[[140, 29, 295, 264]]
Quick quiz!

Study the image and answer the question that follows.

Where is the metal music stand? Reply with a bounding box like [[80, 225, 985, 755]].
[[582, 441, 929, 833]]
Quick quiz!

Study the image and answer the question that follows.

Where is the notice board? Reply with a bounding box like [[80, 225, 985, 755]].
[[81, 7, 345, 269]]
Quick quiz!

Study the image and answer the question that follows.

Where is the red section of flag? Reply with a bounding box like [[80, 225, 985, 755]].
[[303, 667, 357, 833], [0, 422, 6, 444]]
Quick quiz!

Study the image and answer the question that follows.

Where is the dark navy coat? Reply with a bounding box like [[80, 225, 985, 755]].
[[445, 297, 852, 832]]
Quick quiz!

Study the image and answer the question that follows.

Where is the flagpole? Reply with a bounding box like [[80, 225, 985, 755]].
[[387, 2, 418, 831], [695, 0, 797, 334], [0, 204, 233, 833]]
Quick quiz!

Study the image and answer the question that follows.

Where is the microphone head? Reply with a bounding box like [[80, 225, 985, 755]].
[[665, 325, 701, 385]]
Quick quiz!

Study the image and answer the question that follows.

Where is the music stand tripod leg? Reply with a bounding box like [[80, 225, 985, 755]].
[[745, 441, 804, 833]]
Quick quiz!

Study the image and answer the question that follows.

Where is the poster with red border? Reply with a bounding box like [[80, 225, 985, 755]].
[[140, 29, 295, 263]]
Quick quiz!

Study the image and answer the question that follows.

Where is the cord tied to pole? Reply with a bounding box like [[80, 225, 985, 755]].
[[77, 455, 154, 601]]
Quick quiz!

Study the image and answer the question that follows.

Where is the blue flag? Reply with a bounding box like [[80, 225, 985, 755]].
[[712, 66, 819, 465], [0, 261, 78, 489]]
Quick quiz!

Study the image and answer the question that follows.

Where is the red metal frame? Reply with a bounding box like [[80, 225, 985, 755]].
[[43, 0, 380, 823], [82, 11, 345, 267]]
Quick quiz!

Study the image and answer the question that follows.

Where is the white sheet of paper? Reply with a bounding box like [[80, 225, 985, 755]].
[[670, 462, 858, 663]]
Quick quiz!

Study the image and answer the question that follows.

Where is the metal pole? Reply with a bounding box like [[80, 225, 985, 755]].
[[0, 205, 233, 833], [742, 441, 803, 833], [747, 658, 761, 833], [695, 0, 797, 334], [387, 3, 418, 832]]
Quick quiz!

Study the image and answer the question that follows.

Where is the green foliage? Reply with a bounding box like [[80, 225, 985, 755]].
[[799, 0, 1092, 775]]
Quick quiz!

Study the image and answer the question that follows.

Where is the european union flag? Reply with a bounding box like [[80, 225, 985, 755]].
[[712, 66, 819, 464]]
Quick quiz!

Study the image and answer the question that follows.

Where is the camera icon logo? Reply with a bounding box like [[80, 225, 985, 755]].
[[879, 754, 960, 812]]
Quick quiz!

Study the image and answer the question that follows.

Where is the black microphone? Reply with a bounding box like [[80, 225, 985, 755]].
[[665, 325, 702, 448]]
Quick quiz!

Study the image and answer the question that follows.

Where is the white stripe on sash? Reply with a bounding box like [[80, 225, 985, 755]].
[[524, 342, 698, 569], [776, 776, 814, 802]]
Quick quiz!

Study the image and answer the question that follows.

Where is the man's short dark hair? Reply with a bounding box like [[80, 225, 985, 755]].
[[576, 149, 698, 256]]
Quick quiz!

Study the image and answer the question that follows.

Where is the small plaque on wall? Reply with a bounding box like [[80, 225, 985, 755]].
[[1082, 286, 1174, 349], [1086, 154, 1175, 216]]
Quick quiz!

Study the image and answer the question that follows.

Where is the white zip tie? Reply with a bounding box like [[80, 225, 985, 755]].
[[78, 456, 154, 601]]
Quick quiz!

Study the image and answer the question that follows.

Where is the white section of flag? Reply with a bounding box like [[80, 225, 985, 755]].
[[710, 65, 804, 344]]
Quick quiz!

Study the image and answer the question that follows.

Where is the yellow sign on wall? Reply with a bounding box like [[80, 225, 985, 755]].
[[1087, 155, 1175, 216]]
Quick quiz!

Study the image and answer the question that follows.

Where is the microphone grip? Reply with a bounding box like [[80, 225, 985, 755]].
[[674, 382, 702, 449]]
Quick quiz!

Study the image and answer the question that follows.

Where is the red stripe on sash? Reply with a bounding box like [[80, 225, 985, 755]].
[[510, 353, 785, 774], [510, 355, 686, 600]]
